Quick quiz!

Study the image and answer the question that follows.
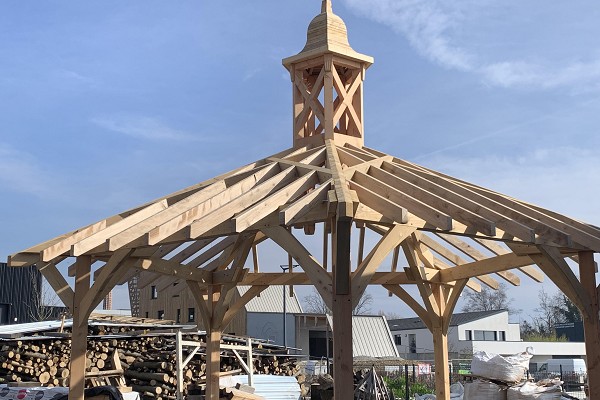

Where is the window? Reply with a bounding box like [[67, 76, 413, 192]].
[[151, 286, 158, 299], [394, 335, 402, 345], [465, 330, 472, 341], [145, 312, 149, 318], [408, 334, 416, 353], [188, 308, 195, 323], [176, 309, 181, 323], [499, 331, 506, 341], [474, 330, 497, 341], [157, 310, 165, 320]]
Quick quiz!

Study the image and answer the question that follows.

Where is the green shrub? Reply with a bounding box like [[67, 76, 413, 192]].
[[383, 376, 435, 398]]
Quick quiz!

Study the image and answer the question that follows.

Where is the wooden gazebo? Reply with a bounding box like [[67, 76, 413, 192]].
[[9, 1, 600, 399]]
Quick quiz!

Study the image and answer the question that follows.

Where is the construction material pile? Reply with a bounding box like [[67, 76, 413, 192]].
[[0, 320, 300, 400], [464, 349, 563, 400]]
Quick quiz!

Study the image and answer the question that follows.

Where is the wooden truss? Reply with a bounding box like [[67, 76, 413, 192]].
[[9, 142, 600, 399], [8, 1, 600, 399]]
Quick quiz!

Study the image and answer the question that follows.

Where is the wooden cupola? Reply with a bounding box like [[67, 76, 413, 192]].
[[282, 0, 374, 149]]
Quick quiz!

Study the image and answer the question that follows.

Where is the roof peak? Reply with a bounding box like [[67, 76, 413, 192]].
[[321, 0, 332, 13]]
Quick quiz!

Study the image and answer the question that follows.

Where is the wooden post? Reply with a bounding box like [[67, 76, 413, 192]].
[[206, 285, 221, 400], [206, 328, 222, 400], [579, 251, 600, 399], [70, 255, 91, 400], [175, 331, 184, 400], [432, 322, 450, 400], [332, 218, 353, 400]]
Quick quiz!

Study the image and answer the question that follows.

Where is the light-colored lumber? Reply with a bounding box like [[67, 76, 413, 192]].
[[139, 258, 211, 282], [350, 179, 408, 224], [380, 161, 536, 242], [325, 139, 355, 218], [351, 224, 416, 308], [579, 251, 600, 400], [436, 233, 521, 286], [438, 253, 534, 283], [79, 249, 134, 322], [262, 226, 333, 310], [474, 238, 544, 282], [119, 163, 282, 248], [354, 170, 449, 228], [70, 255, 91, 400], [279, 179, 332, 225], [186, 166, 299, 240], [391, 159, 572, 247], [531, 246, 592, 319], [221, 285, 267, 329], [384, 284, 432, 330], [71, 199, 169, 256], [37, 260, 74, 311], [369, 166, 496, 236], [234, 170, 319, 232]]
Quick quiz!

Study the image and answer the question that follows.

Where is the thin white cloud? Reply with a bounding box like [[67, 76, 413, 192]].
[[0, 143, 57, 198], [413, 96, 600, 160], [483, 59, 600, 89], [343, 0, 600, 90], [344, 0, 473, 71], [91, 115, 197, 141], [425, 146, 600, 222]]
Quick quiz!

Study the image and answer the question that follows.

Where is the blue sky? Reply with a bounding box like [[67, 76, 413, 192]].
[[2, 0, 600, 319]]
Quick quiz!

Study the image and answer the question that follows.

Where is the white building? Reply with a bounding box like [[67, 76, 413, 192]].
[[388, 310, 586, 369]]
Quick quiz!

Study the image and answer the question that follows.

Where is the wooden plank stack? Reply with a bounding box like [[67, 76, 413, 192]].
[[0, 326, 300, 400]]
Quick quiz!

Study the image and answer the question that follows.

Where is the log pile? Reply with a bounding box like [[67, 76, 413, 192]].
[[0, 327, 300, 400]]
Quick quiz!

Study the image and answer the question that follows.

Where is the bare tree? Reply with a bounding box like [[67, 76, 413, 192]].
[[556, 293, 581, 323], [460, 283, 521, 315], [378, 310, 402, 320], [302, 288, 373, 315], [530, 288, 562, 336], [27, 268, 61, 322], [353, 292, 373, 315], [302, 289, 331, 315]]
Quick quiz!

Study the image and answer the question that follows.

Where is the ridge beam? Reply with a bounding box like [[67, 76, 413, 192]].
[[325, 140, 355, 218]]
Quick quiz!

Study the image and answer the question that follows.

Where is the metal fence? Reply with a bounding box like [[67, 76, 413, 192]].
[[299, 358, 588, 400], [381, 363, 588, 400]]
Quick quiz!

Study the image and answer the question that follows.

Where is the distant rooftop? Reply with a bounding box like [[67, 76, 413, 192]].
[[388, 310, 507, 331], [238, 285, 303, 314]]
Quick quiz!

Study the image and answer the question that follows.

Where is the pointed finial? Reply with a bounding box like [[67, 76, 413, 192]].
[[321, 0, 332, 14]]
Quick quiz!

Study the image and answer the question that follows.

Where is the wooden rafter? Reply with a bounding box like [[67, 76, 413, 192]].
[[436, 233, 521, 286]]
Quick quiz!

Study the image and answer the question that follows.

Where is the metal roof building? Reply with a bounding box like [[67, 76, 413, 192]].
[[238, 285, 303, 314], [349, 315, 399, 357], [296, 314, 399, 359]]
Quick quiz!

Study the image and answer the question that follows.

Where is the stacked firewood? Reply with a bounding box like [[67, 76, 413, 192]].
[[0, 330, 300, 400], [1, 340, 72, 386]]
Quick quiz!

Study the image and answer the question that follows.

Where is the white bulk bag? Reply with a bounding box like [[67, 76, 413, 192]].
[[471, 350, 533, 383], [415, 382, 464, 400], [507, 382, 562, 400], [464, 379, 507, 400]]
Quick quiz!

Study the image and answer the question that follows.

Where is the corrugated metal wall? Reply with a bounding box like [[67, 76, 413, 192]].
[[0, 262, 41, 324]]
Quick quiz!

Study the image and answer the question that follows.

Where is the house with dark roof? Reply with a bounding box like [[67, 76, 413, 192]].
[[388, 310, 586, 368]]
